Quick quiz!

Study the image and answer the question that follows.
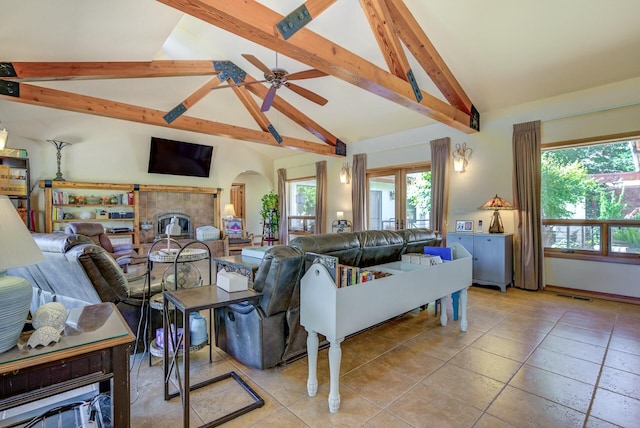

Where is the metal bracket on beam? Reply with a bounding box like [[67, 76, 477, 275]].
[[406, 69, 422, 103], [0, 63, 17, 78], [0, 79, 19, 97], [335, 140, 346, 156], [163, 103, 187, 124], [213, 61, 246, 84], [268, 124, 283, 144], [470, 105, 480, 131], [277, 4, 312, 40]]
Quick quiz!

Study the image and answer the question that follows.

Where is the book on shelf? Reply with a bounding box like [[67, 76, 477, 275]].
[[401, 252, 444, 266], [305, 252, 339, 284], [337, 265, 392, 287]]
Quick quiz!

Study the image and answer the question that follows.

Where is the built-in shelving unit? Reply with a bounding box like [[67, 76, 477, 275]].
[[1, 154, 31, 229]]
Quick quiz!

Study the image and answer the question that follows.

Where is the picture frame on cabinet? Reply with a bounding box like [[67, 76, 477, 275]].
[[456, 220, 473, 232]]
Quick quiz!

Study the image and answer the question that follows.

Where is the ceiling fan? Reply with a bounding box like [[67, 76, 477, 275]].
[[235, 53, 329, 112]]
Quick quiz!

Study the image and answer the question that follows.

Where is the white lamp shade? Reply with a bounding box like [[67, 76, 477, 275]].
[[224, 203, 236, 218], [0, 196, 44, 270]]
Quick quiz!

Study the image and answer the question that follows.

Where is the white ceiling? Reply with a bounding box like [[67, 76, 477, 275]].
[[2, 0, 640, 159]]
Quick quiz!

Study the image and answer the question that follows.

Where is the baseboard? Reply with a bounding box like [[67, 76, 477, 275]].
[[545, 285, 640, 305]]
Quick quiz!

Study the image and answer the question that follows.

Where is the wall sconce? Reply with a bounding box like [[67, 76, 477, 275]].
[[336, 211, 344, 220], [339, 163, 351, 184], [0, 127, 8, 150], [452, 142, 472, 172]]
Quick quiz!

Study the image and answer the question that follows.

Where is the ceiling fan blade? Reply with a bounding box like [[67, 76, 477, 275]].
[[285, 69, 328, 80], [284, 82, 328, 106], [261, 86, 277, 112], [242, 54, 274, 77]]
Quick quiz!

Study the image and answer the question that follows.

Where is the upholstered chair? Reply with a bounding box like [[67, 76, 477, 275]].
[[64, 222, 146, 271]]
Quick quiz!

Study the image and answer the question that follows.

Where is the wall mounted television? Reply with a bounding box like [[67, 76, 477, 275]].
[[147, 137, 213, 178]]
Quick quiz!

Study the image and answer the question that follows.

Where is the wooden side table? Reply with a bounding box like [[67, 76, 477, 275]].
[[0, 303, 135, 427], [163, 286, 264, 427]]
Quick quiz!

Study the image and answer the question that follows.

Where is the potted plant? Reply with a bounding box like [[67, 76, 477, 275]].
[[260, 192, 279, 241]]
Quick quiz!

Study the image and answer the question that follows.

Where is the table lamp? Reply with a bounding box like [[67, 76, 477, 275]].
[[165, 216, 182, 251], [224, 203, 236, 220], [479, 194, 513, 233], [0, 195, 45, 353]]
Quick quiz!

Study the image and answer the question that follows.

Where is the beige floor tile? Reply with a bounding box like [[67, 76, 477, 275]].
[[598, 366, 640, 400], [470, 333, 538, 362], [473, 413, 516, 428], [386, 381, 483, 428], [420, 363, 505, 411], [509, 364, 595, 413], [613, 314, 640, 339], [549, 322, 612, 347], [372, 343, 445, 378], [590, 387, 640, 428], [362, 410, 413, 427], [487, 385, 586, 427], [286, 384, 382, 427], [558, 310, 616, 333], [341, 360, 422, 407], [499, 312, 557, 334], [448, 347, 522, 383], [538, 334, 607, 364], [604, 349, 640, 375], [584, 415, 624, 427], [487, 323, 548, 346], [526, 347, 601, 385], [609, 335, 640, 356], [233, 407, 308, 427]]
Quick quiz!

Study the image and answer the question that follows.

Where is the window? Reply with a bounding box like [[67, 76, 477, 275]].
[[287, 177, 316, 240], [367, 164, 431, 230], [541, 136, 640, 263]]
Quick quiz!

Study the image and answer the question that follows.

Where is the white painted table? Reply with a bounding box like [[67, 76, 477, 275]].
[[300, 242, 472, 413]]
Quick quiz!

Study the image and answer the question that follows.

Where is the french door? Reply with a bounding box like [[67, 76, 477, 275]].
[[367, 164, 431, 231]]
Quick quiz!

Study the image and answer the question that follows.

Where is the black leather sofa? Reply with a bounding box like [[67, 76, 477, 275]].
[[214, 228, 442, 369]]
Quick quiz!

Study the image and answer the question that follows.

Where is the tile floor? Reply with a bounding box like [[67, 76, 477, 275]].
[[128, 286, 640, 427]]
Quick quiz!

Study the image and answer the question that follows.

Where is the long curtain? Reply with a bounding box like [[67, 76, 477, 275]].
[[429, 137, 451, 237], [277, 168, 287, 244], [316, 161, 327, 234], [351, 154, 367, 231], [512, 120, 543, 290]]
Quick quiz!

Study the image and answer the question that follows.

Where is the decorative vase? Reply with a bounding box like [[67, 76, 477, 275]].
[[189, 313, 207, 346], [0, 272, 33, 353]]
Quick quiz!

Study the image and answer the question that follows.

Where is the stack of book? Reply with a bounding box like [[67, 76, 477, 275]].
[[401, 252, 444, 266], [304, 252, 393, 288]]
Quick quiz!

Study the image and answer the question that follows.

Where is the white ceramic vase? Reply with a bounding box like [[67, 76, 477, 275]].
[[0, 272, 33, 353]]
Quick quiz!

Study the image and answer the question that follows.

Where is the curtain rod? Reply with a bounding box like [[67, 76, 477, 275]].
[[542, 101, 640, 123]]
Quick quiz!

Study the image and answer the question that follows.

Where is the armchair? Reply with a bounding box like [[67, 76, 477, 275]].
[[64, 222, 146, 271], [223, 218, 254, 253]]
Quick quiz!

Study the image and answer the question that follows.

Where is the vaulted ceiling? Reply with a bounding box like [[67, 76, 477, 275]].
[[1, 0, 640, 159]]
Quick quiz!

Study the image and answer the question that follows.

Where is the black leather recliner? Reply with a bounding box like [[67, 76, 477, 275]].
[[214, 228, 441, 369]]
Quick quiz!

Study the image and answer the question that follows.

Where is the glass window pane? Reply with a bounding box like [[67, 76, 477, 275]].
[[288, 179, 316, 216], [610, 226, 640, 254], [543, 224, 601, 251], [405, 171, 430, 229], [368, 175, 396, 230]]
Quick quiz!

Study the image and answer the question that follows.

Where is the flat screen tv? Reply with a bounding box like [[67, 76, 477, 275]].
[[147, 137, 213, 178]]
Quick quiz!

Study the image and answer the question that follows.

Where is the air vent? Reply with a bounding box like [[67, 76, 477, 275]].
[[556, 293, 592, 302]]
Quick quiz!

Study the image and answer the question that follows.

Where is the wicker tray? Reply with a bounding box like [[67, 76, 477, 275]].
[[148, 248, 208, 263], [149, 337, 207, 358]]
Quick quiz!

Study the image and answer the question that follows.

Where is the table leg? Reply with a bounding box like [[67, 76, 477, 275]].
[[306, 329, 319, 397], [440, 294, 449, 326], [328, 338, 343, 413], [112, 343, 131, 427], [459, 288, 468, 331], [182, 309, 191, 428]]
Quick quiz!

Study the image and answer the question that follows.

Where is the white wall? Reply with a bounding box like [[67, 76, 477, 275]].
[[307, 76, 640, 298], [231, 171, 274, 238]]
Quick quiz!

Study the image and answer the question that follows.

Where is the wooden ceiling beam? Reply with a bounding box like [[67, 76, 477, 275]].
[[164, 76, 224, 123], [359, 0, 412, 82], [157, 0, 477, 133], [244, 75, 339, 146], [0, 80, 338, 156], [385, 0, 474, 115], [0, 61, 220, 81], [277, 0, 337, 39], [230, 83, 284, 144]]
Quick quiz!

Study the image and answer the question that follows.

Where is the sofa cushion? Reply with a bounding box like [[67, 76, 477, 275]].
[[253, 246, 305, 317], [355, 230, 405, 267], [289, 232, 361, 266], [400, 228, 443, 254], [31, 232, 92, 253]]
